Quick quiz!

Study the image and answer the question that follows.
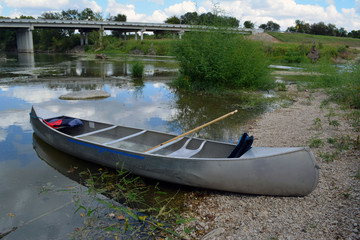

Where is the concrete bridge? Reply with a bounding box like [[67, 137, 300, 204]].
[[0, 19, 257, 53]]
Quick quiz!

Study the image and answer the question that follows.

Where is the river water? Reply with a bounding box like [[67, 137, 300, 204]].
[[0, 53, 265, 238]]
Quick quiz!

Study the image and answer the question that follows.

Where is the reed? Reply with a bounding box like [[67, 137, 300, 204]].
[[131, 61, 144, 78]]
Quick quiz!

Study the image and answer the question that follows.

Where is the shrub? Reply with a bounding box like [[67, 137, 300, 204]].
[[173, 28, 272, 91], [131, 61, 144, 78]]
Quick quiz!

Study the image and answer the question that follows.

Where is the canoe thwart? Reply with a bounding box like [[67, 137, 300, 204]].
[[74, 125, 117, 138], [104, 130, 147, 145]]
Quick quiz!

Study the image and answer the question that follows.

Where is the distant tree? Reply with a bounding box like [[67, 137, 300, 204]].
[[0, 16, 15, 50], [109, 13, 126, 22], [180, 12, 198, 25], [243, 20, 254, 29], [310, 22, 328, 35], [39, 12, 61, 20], [18, 15, 35, 19], [178, 11, 239, 27], [165, 16, 181, 24], [259, 21, 280, 31], [61, 9, 79, 20], [78, 8, 102, 21], [108, 14, 127, 38], [348, 30, 360, 38]]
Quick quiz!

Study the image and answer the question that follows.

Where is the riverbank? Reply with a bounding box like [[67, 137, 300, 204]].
[[178, 84, 360, 239]]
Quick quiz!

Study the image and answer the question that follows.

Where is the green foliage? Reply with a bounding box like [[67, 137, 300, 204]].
[[243, 20, 255, 29], [259, 21, 280, 31], [131, 61, 144, 78], [179, 11, 239, 27], [268, 32, 360, 47], [173, 29, 272, 91], [165, 16, 181, 24], [304, 61, 360, 109], [63, 167, 194, 238], [309, 138, 324, 148]]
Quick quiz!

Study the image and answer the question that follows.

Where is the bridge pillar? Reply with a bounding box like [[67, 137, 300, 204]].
[[80, 29, 84, 46], [178, 31, 184, 39], [16, 28, 34, 53], [135, 32, 138, 40], [85, 32, 89, 45]]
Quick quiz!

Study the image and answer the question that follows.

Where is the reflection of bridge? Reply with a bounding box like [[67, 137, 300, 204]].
[[0, 19, 258, 53]]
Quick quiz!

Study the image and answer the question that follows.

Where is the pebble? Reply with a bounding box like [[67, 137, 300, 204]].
[[176, 86, 360, 239]]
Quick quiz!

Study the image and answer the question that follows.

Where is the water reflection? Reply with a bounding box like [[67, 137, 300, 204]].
[[0, 53, 266, 238], [0, 53, 178, 82]]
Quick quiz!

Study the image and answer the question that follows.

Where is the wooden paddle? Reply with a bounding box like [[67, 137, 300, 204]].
[[143, 109, 238, 153]]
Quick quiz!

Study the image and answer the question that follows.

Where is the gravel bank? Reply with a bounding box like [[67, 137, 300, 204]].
[[179, 85, 360, 240]]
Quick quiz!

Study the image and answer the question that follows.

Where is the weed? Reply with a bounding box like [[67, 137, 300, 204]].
[[318, 151, 337, 162], [329, 120, 340, 128], [329, 135, 352, 152], [276, 83, 287, 91], [131, 61, 144, 78], [312, 118, 323, 130], [309, 138, 324, 148]]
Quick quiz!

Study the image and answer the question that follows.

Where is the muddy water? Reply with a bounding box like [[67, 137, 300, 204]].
[[0, 53, 265, 238]]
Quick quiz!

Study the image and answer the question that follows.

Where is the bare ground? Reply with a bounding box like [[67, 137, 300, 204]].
[[178, 85, 360, 240]]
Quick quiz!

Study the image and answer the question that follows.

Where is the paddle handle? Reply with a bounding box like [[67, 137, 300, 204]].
[[144, 110, 238, 153]]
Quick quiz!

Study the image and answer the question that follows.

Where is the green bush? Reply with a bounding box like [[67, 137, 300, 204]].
[[131, 61, 144, 78], [173, 28, 272, 91]]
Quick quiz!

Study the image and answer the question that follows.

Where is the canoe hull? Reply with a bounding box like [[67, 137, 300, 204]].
[[30, 107, 319, 196]]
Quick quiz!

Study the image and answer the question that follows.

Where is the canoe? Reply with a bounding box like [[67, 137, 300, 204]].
[[30, 106, 319, 196]]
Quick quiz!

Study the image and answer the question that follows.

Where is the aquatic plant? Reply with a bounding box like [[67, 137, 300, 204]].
[[131, 61, 144, 78]]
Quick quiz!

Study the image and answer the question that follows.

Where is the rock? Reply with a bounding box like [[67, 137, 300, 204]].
[[307, 42, 320, 63], [201, 228, 225, 240], [59, 90, 110, 100], [95, 54, 106, 59]]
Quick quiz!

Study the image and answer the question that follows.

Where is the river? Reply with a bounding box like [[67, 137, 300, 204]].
[[0, 53, 266, 239]]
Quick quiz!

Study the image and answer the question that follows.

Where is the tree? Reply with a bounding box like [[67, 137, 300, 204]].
[[310, 22, 328, 35], [259, 21, 280, 31], [180, 12, 198, 25], [165, 16, 181, 24], [61, 9, 79, 20], [109, 13, 126, 22], [243, 20, 254, 29], [108, 14, 127, 38], [78, 8, 102, 21]]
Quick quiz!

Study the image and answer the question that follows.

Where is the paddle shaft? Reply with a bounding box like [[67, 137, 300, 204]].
[[143, 110, 238, 153]]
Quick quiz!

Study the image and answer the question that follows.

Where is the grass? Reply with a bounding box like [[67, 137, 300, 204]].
[[268, 32, 360, 47], [131, 61, 144, 78], [42, 167, 194, 239]]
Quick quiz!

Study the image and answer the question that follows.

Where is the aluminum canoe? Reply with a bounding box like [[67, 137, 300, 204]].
[[30, 106, 319, 196]]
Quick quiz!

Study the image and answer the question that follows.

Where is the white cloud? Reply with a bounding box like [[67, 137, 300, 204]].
[[0, 4, 3, 16], [4, 0, 70, 10], [205, 0, 359, 31], [145, 9, 167, 22], [164, 1, 197, 16], [149, 0, 164, 4], [356, 0, 360, 14], [106, 0, 146, 22], [4, 0, 102, 13]]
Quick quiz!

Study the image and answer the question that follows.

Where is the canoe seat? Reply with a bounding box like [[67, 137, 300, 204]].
[[167, 138, 206, 158]]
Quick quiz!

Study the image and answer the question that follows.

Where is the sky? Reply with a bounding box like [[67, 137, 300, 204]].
[[0, 0, 358, 31]]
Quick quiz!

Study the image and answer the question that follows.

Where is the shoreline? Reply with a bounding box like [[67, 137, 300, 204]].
[[179, 84, 360, 239]]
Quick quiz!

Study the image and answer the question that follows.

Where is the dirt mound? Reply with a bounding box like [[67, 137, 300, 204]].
[[248, 32, 281, 43]]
